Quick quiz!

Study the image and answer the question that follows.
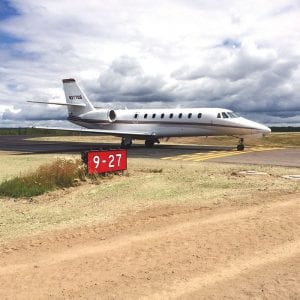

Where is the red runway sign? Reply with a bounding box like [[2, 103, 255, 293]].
[[86, 149, 127, 174]]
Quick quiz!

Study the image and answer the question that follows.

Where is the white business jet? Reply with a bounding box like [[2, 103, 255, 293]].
[[29, 78, 271, 150]]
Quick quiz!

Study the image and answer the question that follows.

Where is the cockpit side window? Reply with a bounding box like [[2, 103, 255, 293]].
[[217, 113, 221, 118], [222, 112, 229, 118]]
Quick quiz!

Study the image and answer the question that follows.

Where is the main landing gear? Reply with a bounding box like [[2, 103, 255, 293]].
[[121, 137, 160, 148], [237, 137, 245, 151], [121, 137, 132, 148], [145, 138, 160, 148]]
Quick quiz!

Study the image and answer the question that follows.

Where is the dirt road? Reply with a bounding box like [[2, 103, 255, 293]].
[[0, 194, 299, 299]]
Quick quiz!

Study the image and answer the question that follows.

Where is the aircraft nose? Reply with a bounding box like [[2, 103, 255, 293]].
[[255, 123, 271, 135], [262, 125, 271, 134]]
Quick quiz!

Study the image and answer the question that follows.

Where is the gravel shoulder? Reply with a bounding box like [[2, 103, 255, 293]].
[[0, 193, 299, 299]]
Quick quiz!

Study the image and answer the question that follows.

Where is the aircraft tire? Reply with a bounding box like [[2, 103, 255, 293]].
[[237, 144, 245, 151], [121, 138, 132, 149], [145, 140, 155, 148]]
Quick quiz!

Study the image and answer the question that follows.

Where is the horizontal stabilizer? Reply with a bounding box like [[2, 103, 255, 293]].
[[27, 100, 86, 107], [31, 126, 154, 137]]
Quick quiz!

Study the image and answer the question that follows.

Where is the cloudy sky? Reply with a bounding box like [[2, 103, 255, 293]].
[[0, 0, 299, 127]]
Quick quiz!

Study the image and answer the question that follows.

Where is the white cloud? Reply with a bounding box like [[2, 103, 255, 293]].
[[0, 0, 300, 126]]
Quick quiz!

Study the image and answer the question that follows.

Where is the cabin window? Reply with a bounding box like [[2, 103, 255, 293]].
[[169, 113, 173, 119], [161, 113, 165, 119], [134, 113, 138, 119], [198, 113, 202, 118], [152, 113, 156, 118], [222, 112, 229, 118], [178, 113, 182, 119], [217, 113, 221, 118], [144, 113, 148, 119], [109, 110, 116, 121], [188, 113, 192, 119]]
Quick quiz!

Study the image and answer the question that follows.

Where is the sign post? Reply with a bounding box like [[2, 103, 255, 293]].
[[83, 149, 127, 174]]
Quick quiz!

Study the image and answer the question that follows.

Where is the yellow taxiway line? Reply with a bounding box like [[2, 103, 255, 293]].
[[161, 147, 284, 162]]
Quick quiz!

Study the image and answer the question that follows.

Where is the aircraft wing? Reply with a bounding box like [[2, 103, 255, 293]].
[[32, 126, 155, 138]]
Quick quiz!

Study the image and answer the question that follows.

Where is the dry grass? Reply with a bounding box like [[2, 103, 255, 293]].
[[0, 153, 79, 182], [0, 156, 299, 241], [27, 135, 121, 144], [0, 159, 86, 198], [167, 133, 300, 147]]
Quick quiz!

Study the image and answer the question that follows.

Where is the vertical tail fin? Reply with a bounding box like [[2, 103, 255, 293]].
[[62, 78, 94, 116]]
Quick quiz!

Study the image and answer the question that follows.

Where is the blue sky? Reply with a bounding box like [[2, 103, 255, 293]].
[[0, 0, 18, 20], [0, 1, 19, 44], [0, 0, 300, 127]]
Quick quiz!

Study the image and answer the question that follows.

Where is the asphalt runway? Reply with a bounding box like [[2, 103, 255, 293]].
[[0, 135, 299, 167]]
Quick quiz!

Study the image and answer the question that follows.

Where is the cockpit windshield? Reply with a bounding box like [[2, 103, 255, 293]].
[[218, 111, 239, 119], [227, 112, 239, 118]]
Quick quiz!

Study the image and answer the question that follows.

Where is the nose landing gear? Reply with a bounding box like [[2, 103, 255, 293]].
[[237, 138, 245, 151]]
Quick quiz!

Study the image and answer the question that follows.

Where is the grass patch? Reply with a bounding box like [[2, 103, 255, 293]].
[[0, 157, 299, 241], [167, 133, 300, 147], [0, 159, 86, 198]]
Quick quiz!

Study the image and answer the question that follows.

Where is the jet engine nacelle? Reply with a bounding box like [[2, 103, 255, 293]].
[[82, 109, 117, 123]]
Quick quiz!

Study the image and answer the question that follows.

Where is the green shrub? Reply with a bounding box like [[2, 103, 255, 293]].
[[0, 159, 86, 198]]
